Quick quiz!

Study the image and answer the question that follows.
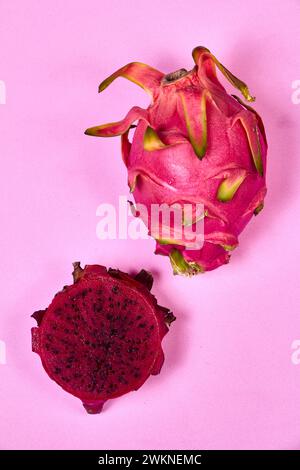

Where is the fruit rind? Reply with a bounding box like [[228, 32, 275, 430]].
[[32, 262, 174, 413], [85, 46, 267, 274]]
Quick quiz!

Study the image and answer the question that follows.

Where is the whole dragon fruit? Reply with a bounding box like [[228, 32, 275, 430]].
[[31, 262, 174, 413], [85, 47, 267, 275]]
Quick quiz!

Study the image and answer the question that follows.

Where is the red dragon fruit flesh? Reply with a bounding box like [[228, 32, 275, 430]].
[[85, 46, 267, 275], [31, 262, 175, 413]]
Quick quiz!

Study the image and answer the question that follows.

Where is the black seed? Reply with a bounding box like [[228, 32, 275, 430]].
[[98, 373, 107, 382], [54, 367, 61, 374], [87, 382, 96, 392], [139, 323, 146, 328], [103, 341, 111, 351], [118, 376, 128, 385], [108, 383, 117, 392], [112, 286, 119, 294]]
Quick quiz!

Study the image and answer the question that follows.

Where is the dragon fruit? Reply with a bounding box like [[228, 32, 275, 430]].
[[31, 262, 174, 413], [85, 46, 267, 275]]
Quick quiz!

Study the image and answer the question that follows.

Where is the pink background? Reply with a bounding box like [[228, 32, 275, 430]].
[[1, 0, 300, 450]]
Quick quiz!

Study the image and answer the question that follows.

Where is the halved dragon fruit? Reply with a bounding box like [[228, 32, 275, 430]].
[[85, 46, 267, 275], [31, 262, 174, 413]]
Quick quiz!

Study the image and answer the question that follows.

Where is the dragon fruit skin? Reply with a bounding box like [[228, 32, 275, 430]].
[[31, 263, 174, 414], [85, 47, 267, 275]]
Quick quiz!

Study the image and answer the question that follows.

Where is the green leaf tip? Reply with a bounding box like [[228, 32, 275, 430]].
[[143, 126, 167, 151], [254, 202, 264, 215], [217, 173, 247, 202], [192, 46, 255, 102]]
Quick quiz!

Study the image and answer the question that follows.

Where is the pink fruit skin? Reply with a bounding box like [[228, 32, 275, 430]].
[[85, 47, 267, 274]]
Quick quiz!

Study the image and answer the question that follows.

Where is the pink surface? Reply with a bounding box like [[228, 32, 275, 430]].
[[1, 0, 300, 450]]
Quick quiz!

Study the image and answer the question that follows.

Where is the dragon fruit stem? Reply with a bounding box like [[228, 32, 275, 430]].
[[82, 400, 106, 414]]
